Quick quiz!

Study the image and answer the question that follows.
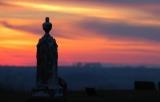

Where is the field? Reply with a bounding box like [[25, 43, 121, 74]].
[[1, 90, 160, 102]]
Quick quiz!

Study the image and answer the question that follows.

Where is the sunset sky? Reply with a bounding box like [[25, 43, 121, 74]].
[[0, 0, 160, 66]]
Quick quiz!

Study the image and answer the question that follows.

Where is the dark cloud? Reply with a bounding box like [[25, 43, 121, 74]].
[[79, 18, 160, 42], [0, 21, 77, 39], [0, 1, 19, 7], [29, 0, 160, 5], [88, 0, 160, 3], [54, 28, 79, 39], [50, 0, 160, 4], [0, 21, 41, 35], [0, 2, 11, 6], [45, 0, 160, 3]]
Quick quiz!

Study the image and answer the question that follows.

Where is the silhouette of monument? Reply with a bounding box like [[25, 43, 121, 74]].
[[31, 17, 63, 98], [37, 17, 58, 89]]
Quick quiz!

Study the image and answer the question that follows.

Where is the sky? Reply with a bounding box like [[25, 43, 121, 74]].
[[0, 0, 160, 66]]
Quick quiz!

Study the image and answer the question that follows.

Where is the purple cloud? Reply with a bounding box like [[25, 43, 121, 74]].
[[0, 21, 78, 39], [0, 1, 19, 7], [0, 21, 41, 35], [41, 0, 160, 5], [79, 18, 160, 42], [86, 0, 160, 3]]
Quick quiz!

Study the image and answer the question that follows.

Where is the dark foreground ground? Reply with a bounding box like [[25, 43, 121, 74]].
[[1, 90, 160, 102]]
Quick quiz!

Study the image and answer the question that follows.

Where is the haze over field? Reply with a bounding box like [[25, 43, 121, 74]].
[[0, 66, 160, 91], [0, 0, 160, 66]]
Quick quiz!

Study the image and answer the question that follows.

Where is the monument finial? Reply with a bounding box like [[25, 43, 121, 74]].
[[43, 17, 52, 34], [45, 17, 49, 22]]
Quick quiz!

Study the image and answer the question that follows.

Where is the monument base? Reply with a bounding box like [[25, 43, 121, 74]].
[[28, 86, 64, 102], [32, 85, 63, 97], [27, 95, 65, 102]]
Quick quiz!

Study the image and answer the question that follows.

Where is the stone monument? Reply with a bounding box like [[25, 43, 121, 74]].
[[32, 17, 63, 98], [37, 17, 58, 89]]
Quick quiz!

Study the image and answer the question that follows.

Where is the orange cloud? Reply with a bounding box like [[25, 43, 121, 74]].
[[3, 1, 160, 27]]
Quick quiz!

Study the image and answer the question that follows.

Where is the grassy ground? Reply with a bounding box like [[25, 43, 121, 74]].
[[1, 90, 160, 102]]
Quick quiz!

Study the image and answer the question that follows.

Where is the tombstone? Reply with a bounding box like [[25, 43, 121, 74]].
[[30, 17, 64, 100], [133, 81, 158, 100], [134, 81, 156, 91], [85, 87, 97, 96], [157, 82, 160, 91]]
